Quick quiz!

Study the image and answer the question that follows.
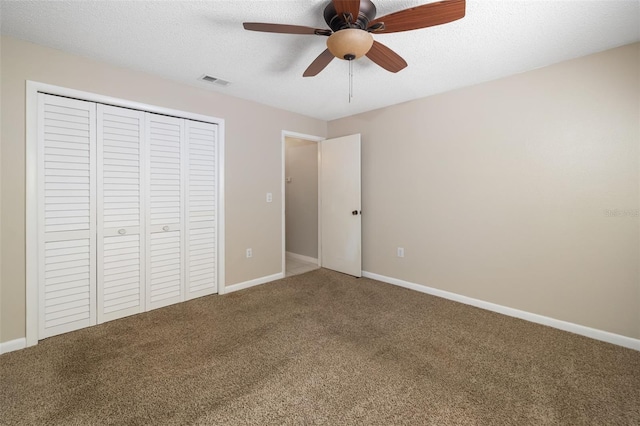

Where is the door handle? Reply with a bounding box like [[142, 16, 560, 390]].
[[118, 229, 127, 235], [352, 210, 360, 216], [163, 226, 170, 231]]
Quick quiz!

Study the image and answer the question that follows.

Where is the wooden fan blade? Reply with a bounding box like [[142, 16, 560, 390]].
[[368, 0, 465, 34], [332, 0, 361, 23], [366, 41, 408, 73], [243, 23, 331, 36], [303, 49, 335, 77]]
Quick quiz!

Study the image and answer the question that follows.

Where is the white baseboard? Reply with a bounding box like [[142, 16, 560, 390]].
[[0, 338, 27, 355], [363, 271, 640, 352], [224, 272, 284, 294], [286, 252, 319, 265]]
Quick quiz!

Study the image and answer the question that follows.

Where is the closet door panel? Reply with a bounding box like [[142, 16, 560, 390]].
[[146, 114, 185, 309], [185, 121, 218, 299], [38, 94, 97, 338], [97, 104, 146, 323]]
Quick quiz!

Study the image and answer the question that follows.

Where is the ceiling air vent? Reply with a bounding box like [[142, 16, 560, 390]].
[[200, 75, 230, 87]]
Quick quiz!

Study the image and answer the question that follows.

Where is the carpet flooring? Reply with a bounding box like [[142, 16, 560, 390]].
[[1, 268, 639, 425]]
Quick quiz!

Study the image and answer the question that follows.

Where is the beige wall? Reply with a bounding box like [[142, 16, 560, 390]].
[[0, 36, 326, 343], [2, 36, 638, 345], [285, 137, 319, 259], [329, 43, 640, 339]]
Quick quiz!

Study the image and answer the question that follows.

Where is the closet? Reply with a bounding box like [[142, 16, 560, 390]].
[[37, 93, 219, 339]]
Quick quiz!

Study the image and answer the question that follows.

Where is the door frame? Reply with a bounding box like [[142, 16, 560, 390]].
[[281, 131, 324, 276], [25, 81, 226, 347]]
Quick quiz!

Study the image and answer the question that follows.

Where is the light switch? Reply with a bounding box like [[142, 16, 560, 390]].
[[266, 192, 273, 203]]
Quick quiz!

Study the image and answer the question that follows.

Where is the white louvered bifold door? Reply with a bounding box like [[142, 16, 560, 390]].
[[38, 94, 97, 338], [97, 105, 146, 323], [145, 113, 185, 310], [185, 121, 218, 299]]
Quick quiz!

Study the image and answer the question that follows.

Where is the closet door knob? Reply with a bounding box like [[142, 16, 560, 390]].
[[163, 226, 170, 231], [118, 229, 127, 235]]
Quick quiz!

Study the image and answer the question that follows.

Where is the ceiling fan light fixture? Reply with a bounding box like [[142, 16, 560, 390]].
[[244, 0, 466, 76], [326, 29, 373, 60]]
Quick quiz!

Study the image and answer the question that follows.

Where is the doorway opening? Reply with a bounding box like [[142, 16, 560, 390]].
[[283, 132, 322, 277], [281, 130, 362, 279]]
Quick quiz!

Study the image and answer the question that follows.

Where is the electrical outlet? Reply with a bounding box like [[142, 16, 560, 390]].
[[397, 247, 404, 258], [266, 192, 273, 203], [246, 248, 253, 258]]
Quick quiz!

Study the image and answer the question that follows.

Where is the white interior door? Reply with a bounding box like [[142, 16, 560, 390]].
[[38, 94, 97, 338], [320, 134, 362, 277], [145, 113, 185, 310], [97, 104, 146, 323], [185, 120, 218, 299]]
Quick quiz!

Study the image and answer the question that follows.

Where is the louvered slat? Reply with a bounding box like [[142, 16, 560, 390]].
[[42, 239, 92, 327], [97, 105, 145, 323], [38, 94, 97, 338], [43, 101, 92, 234], [185, 121, 218, 298], [148, 231, 181, 303]]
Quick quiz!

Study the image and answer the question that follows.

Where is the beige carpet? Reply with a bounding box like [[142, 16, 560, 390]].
[[1, 268, 639, 425]]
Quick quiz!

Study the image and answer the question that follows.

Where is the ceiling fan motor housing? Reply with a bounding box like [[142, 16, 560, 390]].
[[323, 0, 377, 31]]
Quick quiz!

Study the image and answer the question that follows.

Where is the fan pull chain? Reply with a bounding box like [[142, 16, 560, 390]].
[[348, 59, 353, 103]]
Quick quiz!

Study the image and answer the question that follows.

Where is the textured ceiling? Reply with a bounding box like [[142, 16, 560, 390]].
[[1, 0, 638, 121]]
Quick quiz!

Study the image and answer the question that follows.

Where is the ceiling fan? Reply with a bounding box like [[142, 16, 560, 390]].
[[243, 0, 466, 77]]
